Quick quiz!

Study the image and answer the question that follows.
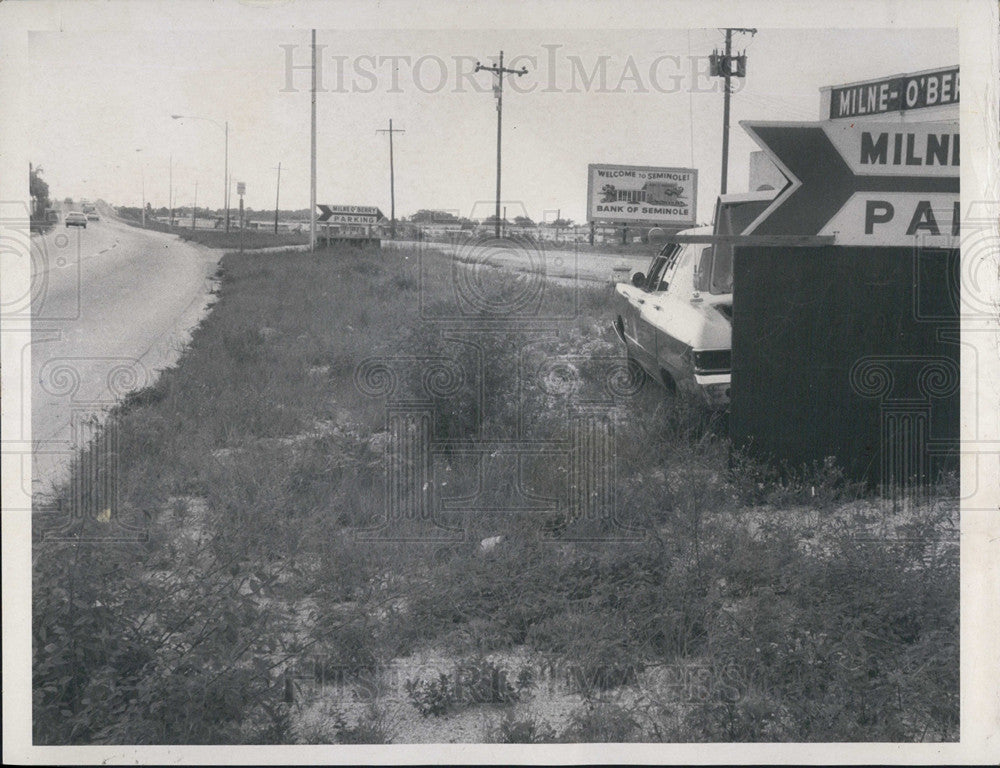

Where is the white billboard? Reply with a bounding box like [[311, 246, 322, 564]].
[[586, 164, 697, 227]]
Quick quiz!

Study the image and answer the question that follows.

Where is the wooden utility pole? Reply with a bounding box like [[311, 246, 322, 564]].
[[224, 121, 229, 232], [475, 51, 528, 238], [711, 28, 755, 194], [238, 184, 245, 253], [376, 119, 405, 239], [309, 29, 317, 251], [135, 149, 146, 226], [273, 162, 281, 234]]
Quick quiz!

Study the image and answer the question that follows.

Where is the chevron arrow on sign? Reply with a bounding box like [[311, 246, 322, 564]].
[[740, 120, 959, 247], [317, 205, 385, 223]]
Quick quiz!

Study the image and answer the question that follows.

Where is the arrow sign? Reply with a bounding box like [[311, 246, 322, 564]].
[[317, 204, 385, 223], [740, 120, 958, 247]]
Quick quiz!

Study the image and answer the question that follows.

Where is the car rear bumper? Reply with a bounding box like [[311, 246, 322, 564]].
[[694, 373, 731, 407]]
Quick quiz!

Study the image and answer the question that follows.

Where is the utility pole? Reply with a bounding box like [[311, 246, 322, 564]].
[[192, 180, 198, 229], [711, 28, 755, 194], [309, 29, 317, 252], [376, 119, 405, 239], [169, 154, 173, 226], [135, 148, 145, 226], [238, 182, 245, 254], [274, 162, 281, 234], [475, 51, 528, 238], [224, 121, 229, 232]]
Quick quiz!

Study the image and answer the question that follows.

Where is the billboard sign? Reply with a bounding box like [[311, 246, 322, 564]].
[[587, 164, 697, 227], [824, 67, 959, 120], [740, 120, 959, 247]]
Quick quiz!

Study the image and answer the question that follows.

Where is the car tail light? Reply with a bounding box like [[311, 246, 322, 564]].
[[693, 349, 731, 373]]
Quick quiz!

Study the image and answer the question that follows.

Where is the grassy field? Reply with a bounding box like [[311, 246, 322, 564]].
[[33, 242, 959, 744]]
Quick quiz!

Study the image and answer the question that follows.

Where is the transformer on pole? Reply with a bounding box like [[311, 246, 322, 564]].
[[709, 28, 755, 194]]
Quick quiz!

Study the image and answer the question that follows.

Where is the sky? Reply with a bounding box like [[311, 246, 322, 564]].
[[29, 27, 958, 223]]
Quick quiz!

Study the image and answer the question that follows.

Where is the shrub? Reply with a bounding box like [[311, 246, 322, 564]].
[[332, 703, 392, 744], [490, 713, 558, 743], [560, 702, 643, 742], [404, 658, 529, 717], [404, 673, 456, 717]]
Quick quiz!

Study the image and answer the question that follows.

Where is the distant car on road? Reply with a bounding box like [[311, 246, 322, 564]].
[[65, 212, 87, 228], [86, 211, 100, 221]]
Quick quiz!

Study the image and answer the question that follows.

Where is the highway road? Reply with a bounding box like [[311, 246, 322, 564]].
[[384, 238, 652, 284], [27, 213, 221, 499]]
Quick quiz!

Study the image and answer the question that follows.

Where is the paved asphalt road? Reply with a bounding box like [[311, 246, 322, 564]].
[[384, 238, 652, 284], [28, 214, 221, 498]]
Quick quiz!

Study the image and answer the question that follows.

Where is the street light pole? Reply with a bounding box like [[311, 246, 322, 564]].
[[475, 51, 528, 239], [171, 114, 230, 232]]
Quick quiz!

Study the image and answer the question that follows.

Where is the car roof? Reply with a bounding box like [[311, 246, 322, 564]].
[[678, 225, 714, 236], [717, 189, 779, 204]]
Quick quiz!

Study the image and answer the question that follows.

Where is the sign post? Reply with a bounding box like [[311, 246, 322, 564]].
[[740, 120, 959, 247]]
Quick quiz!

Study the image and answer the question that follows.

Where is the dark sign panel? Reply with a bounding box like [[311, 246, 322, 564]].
[[731, 244, 959, 488], [828, 67, 959, 119]]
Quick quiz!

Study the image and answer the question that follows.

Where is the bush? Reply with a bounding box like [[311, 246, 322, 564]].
[[404, 673, 456, 717], [560, 702, 643, 742], [490, 714, 558, 743], [404, 658, 529, 717]]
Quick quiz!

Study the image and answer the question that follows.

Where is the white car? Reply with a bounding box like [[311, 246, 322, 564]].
[[613, 225, 733, 407], [612, 191, 776, 408], [65, 211, 87, 228]]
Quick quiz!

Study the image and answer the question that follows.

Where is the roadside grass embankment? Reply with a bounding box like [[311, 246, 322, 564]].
[[33, 242, 959, 744], [117, 212, 308, 250]]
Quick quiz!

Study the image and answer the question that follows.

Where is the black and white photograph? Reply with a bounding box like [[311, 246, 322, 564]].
[[2, 0, 998, 763]]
